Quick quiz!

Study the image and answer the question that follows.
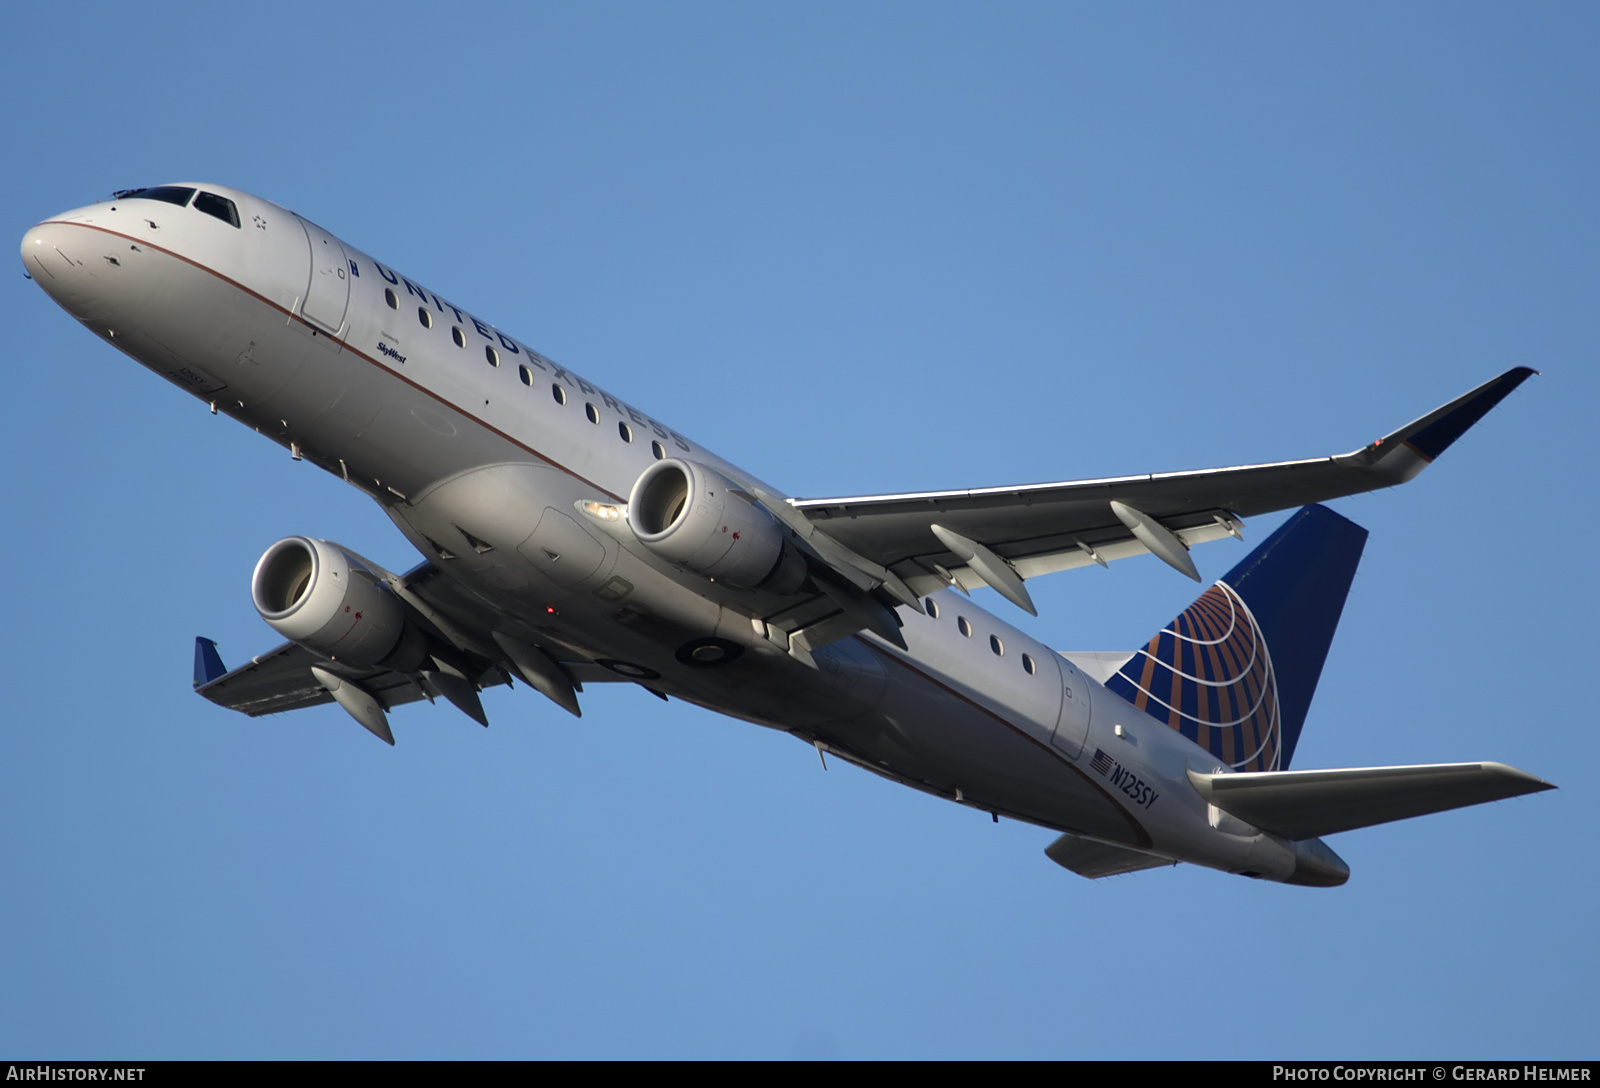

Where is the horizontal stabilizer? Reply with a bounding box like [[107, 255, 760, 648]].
[[1044, 833, 1176, 878], [1187, 762, 1554, 840]]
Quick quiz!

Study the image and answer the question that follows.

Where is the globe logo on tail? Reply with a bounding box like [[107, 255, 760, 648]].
[[1106, 582, 1282, 772]]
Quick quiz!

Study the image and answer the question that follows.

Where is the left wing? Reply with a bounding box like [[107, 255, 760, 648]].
[[194, 638, 443, 717], [788, 368, 1534, 605], [193, 559, 642, 742]]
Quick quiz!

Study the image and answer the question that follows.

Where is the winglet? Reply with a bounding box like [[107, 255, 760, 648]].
[[1350, 367, 1537, 484], [193, 637, 227, 688]]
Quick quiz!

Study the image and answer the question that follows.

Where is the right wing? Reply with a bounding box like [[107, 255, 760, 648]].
[[784, 368, 1536, 604]]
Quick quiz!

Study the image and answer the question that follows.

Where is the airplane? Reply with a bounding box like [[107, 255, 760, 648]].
[[21, 181, 1552, 887]]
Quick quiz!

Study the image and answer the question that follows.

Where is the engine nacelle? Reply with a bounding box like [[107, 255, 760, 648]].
[[628, 459, 805, 592], [251, 537, 421, 667]]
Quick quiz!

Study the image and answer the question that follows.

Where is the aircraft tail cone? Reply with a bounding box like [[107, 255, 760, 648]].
[[1286, 836, 1350, 887]]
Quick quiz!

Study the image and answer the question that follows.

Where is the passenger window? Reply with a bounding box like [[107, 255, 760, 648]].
[[385, 288, 398, 310], [990, 635, 1004, 656], [925, 598, 940, 618], [417, 307, 433, 329], [519, 365, 533, 386], [958, 617, 972, 637], [452, 326, 465, 348], [485, 345, 499, 367], [585, 403, 599, 424], [552, 384, 567, 405], [1022, 653, 1036, 675], [193, 191, 240, 228], [651, 441, 666, 460], [618, 422, 633, 442]]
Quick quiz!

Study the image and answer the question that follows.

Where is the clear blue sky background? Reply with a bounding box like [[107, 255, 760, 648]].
[[3, 2, 1595, 1059]]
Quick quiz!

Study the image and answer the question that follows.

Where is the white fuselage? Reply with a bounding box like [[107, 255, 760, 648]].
[[23, 184, 1323, 882]]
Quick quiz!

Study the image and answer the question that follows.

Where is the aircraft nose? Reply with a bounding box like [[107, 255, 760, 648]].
[[21, 220, 83, 286], [22, 218, 116, 326]]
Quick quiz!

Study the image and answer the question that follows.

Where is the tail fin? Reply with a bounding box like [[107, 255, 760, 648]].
[[1105, 505, 1366, 771]]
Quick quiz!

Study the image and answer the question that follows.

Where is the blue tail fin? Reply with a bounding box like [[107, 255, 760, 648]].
[[1104, 505, 1367, 771]]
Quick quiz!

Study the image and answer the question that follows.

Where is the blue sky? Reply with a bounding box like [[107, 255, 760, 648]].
[[2, 2, 1595, 1058]]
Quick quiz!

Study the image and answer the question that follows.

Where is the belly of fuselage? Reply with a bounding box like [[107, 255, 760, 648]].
[[815, 643, 1150, 844]]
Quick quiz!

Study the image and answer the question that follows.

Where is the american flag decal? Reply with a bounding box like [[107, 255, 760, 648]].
[[1090, 749, 1114, 777]]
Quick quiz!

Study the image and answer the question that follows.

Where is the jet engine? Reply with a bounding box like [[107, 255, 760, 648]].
[[628, 459, 805, 592], [251, 537, 425, 668]]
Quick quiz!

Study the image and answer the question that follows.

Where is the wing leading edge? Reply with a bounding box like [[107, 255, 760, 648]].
[[789, 368, 1535, 600]]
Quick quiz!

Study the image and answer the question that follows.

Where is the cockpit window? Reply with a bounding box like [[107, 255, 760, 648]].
[[193, 191, 240, 228], [115, 186, 196, 208]]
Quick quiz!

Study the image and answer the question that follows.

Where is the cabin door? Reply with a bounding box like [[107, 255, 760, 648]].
[[298, 216, 351, 335]]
